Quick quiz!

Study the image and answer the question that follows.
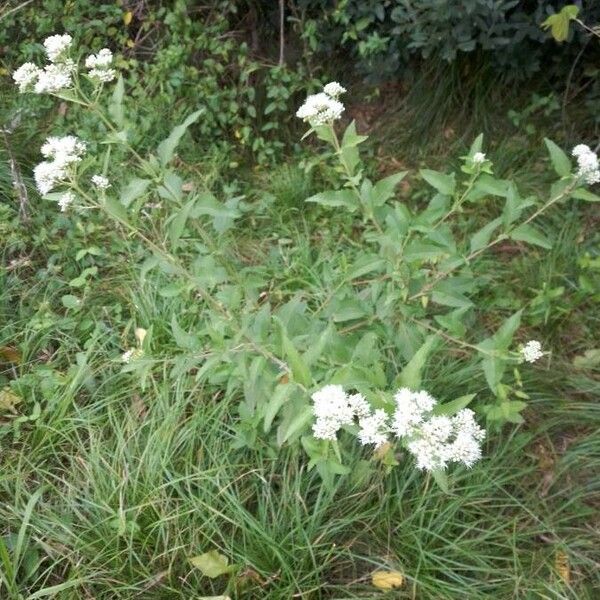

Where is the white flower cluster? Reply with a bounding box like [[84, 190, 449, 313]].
[[121, 348, 143, 363], [43, 34, 72, 62], [393, 389, 485, 471], [33, 135, 86, 195], [85, 48, 116, 83], [521, 340, 543, 363], [91, 175, 111, 189], [58, 191, 76, 212], [472, 152, 486, 164], [311, 385, 388, 446], [311, 385, 355, 441], [13, 34, 74, 94], [296, 81, 346, 127], [572, 144, 600, 185], [310, 385, 486, 471]]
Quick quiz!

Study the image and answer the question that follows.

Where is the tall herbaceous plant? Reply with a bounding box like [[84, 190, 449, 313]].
[[13, 35, 600, 489]]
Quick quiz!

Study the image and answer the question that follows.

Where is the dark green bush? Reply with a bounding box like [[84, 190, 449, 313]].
[[295, 0, 600, 82]]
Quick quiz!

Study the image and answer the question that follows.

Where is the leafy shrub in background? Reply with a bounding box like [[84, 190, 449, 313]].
[[295, 0, 600, 82], [0, 0, 319, 164]]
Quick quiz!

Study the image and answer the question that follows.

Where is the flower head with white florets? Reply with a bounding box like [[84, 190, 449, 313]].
[[296, 82, 346, 128], [572, 144, 600, 185], [521, 340, 543, 363]]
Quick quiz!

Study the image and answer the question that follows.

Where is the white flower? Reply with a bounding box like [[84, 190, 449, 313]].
[[85, 48, 113, 69], [358, 409, 389, 447], [421, 415, 453, 443], [323, 82, 346, 98], [392, 388, 437, 437], [33, 161, 67, 195], [447, 432, 482, 468], [407, 437, 451, 471], [521, 340, 543, 363], [88, 68, 117, 83], [452, 408, 486, 442], [296, 92, 344, 127], [34, 136, 86, 195], [393, 389, 486, 471], [43, 34, 72, 62], [572, 144, 600, 185], [121, 348, 143, 363], [347, 393, 371, 420], [34, 63, 72, 93], [473, 152, 486, 164], [13, 62, 41, 92], [58, 191, 76, 212], [41, 135, 86, 166], [121, 349, 135, 363], [311, 384, 354, 441], [91, 175, 110, 189], [85, 49, 116, 83]]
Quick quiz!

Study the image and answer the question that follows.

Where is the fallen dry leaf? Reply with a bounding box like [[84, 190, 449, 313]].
[[0, 346, 22, 364], [372, 569, 404, 590], [554, 550, 570, 584]]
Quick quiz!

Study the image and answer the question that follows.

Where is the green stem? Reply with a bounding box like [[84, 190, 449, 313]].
[[329, 123, 384, 235]]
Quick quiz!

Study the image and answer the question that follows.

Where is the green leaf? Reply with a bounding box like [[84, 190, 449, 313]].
[[470, 217, 502, 253], [341, 120, 368, 148], [473, 175, 509, 198], [493, 310, 523, 349], [541, 6, 578, 42], [431, 469, 449, 493], [168, 198, 194, 247], [108, 75, 125, 128], [171, 315, 200, 351], [501, 184, 532, 228], [420, 169, 456, 196], [120, 178, 151, 207], [189, 550, 235, 578], [369, 171, 407, 207], [305, 189, 358, 212], [544, 138, 571, 177], [478, 310, 522, 393], [157, 109, 204, 166], [468, 133, 484, 156], [191, 192, 241, 233], [277, 405, 313, 445], [103, 197, 129, 224], [571, 188, 600, 202], [397, 335, 437, 389], [277, 320, 312, 387], [433, 394, 475, 416], [263, 384, 293, 433], [510, 223, 552, 249], [61, 294, 81, 310]]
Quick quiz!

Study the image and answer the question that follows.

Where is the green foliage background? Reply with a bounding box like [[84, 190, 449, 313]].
[[0, 1, 599, 598]]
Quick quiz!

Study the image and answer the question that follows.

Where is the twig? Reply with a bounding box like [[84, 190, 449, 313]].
[[1, 123, 30, 222], [278, 0, 285, 66]]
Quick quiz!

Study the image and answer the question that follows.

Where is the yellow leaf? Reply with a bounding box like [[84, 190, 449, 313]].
[[0, 388, 22, 414], [555, 550, 570, 584], [372, 570, 404, 590], [0, 346, 22, 364], [373, 441, 392, 460], [135, 328, 147, 344], [126, 39, 135, 48], [123, 11, 133, 25]]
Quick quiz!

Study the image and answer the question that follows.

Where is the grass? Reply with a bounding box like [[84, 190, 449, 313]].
[[1, 56, 600, 599]]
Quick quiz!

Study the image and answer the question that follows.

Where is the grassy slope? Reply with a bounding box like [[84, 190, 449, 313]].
[[1, 77, 600, 599]]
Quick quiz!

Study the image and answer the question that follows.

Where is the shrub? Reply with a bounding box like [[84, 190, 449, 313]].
[[9, 33, 600, 490]]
